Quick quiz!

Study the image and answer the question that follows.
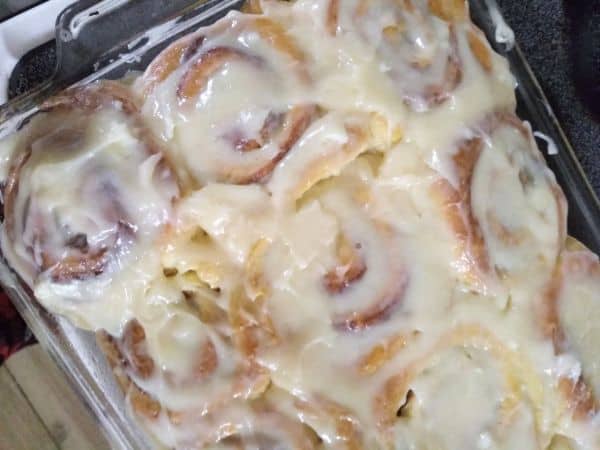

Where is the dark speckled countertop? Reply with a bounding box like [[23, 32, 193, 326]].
[[497, 0, 599, 197]]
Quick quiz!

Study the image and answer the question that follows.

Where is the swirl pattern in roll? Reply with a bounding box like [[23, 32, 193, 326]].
[[323, 0, 498, 112], [138, 13, 317, 186], [1, 81, 179, 333], [430, 112, 567, 294]]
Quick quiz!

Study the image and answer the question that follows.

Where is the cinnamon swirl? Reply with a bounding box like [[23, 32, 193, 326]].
[[0, 1, 598, 449], [138, 13, 316, 186], [431, 112, 567, 294], [1, 81, 179, 333], [324, 0, 495, 112]]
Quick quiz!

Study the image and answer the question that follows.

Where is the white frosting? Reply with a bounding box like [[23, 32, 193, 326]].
[[534, 131, 559, 156], [484, 0, 515, 51], [1, 1, 599, 449], [556, 251, 600, 401], [0, 85, 179, 334]]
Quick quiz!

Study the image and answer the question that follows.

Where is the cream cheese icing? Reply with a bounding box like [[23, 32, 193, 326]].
[[0, 0, 598, 449]]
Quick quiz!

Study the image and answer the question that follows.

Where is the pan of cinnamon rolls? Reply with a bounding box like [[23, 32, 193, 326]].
[[0, 0, 598, 449]]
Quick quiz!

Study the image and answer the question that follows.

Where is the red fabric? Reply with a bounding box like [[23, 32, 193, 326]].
[[0, 291, 35, 364]]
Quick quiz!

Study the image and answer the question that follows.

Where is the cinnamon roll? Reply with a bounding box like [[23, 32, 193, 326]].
[[431, 112, 566, 293], [267, 111, 402, 206], [540, 241, 600, 421], [97, 298, 271, 436], [232, 166, 410, 356], [0, 1, 597, 448], [1, 81, 179, 333], [139, 13, 316, 186], [374, 325, 543, 449], [326, 0, 482, 111]]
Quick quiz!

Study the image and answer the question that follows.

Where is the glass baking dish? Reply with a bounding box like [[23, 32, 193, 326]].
[[0, 0, 598, 449]]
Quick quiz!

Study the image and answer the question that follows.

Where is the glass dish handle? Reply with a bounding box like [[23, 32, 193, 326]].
[[0, 0, 206, 125]]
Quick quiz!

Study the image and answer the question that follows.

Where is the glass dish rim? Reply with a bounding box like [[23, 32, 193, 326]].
[[0, 1, 598, 449]]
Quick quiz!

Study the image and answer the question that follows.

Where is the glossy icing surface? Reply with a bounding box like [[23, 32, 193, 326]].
[[1, 0, 599, 449]]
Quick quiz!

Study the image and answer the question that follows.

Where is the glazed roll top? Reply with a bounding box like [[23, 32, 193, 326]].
[[375, 325, 543, 450], [0, 0, 599, 449], [541, 240, 600, 421], [1, 82, 179, 334], [137, 0, 513, 190], [139, 13, 318, 186], [328, 0, 467, 111], [431, 112, 566, 294]]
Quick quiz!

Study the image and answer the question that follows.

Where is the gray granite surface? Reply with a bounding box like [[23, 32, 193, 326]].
[[497, 0, 599, 197]]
